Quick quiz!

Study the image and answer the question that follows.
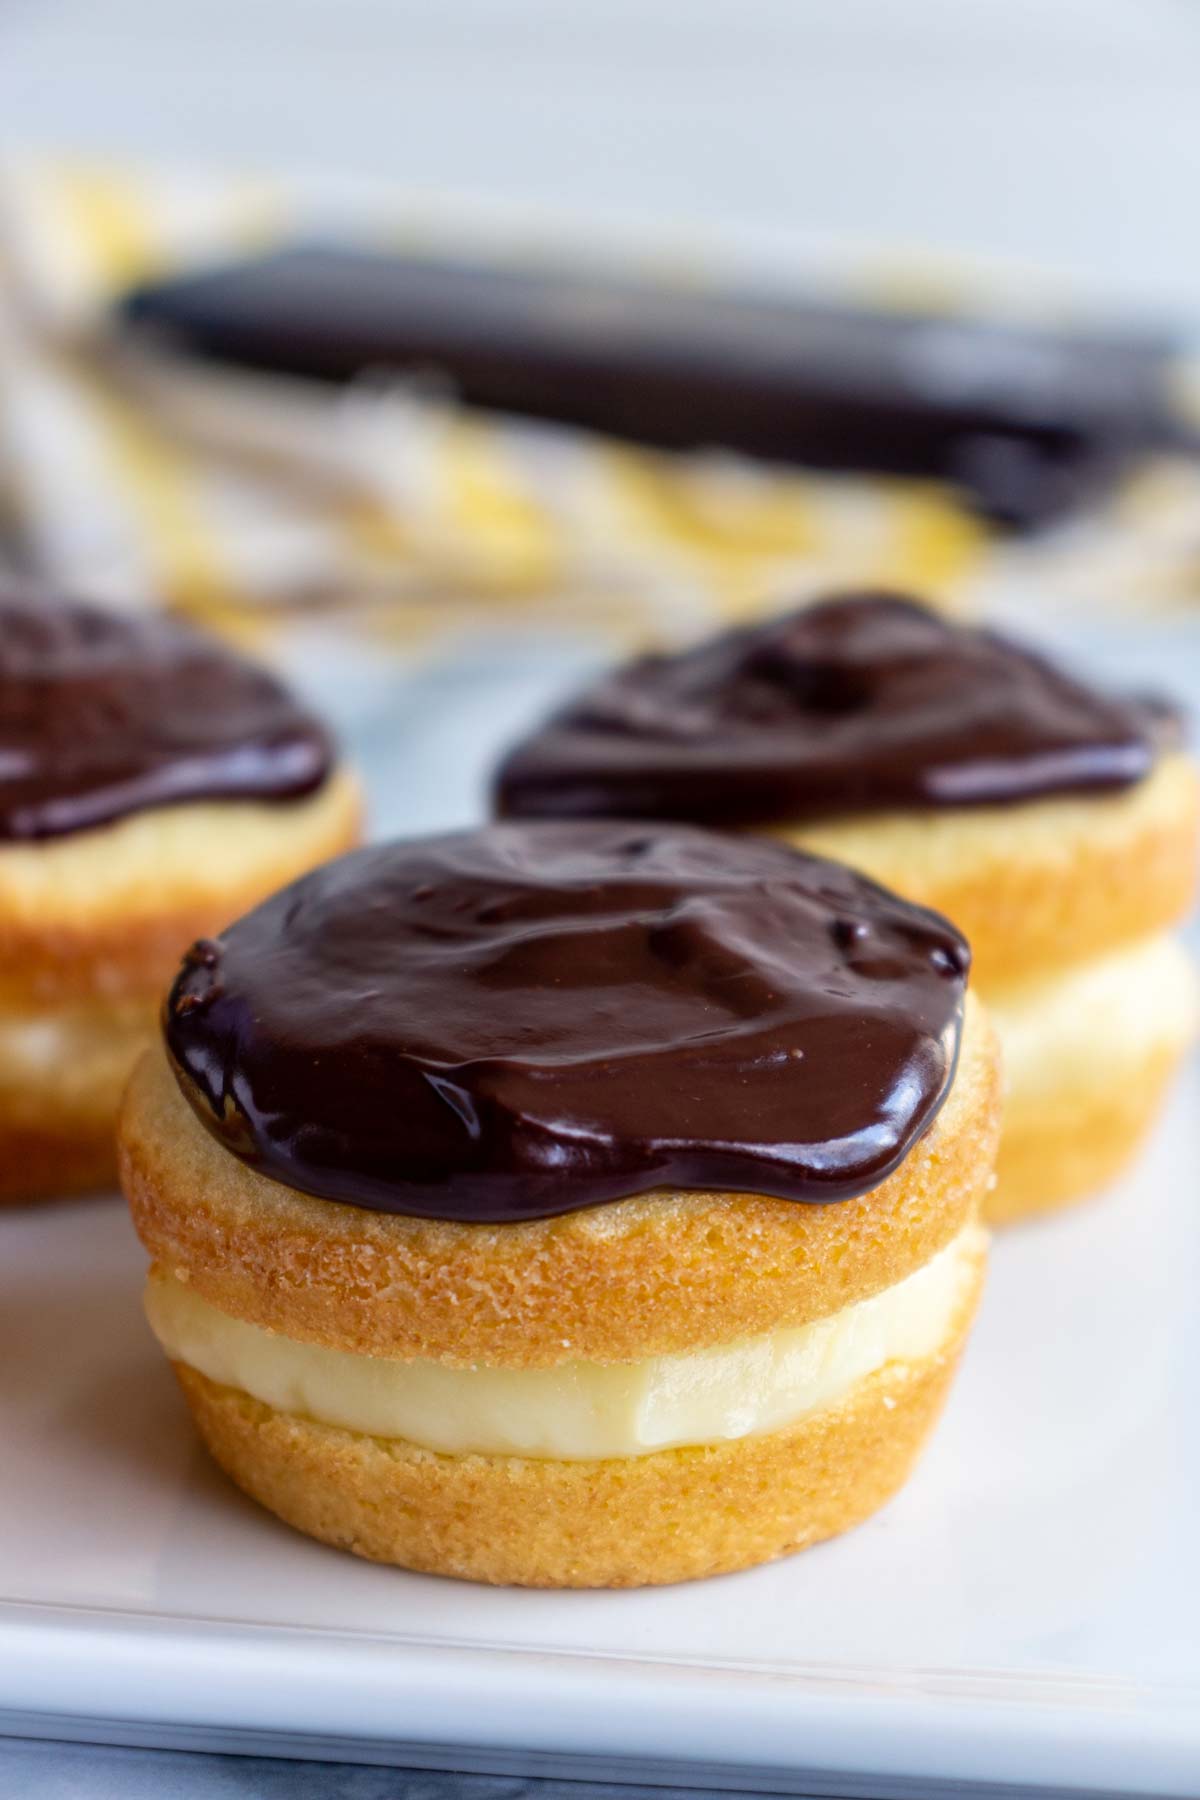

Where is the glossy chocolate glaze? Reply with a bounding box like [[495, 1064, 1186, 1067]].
[[0, 591, 333, 839], [165, 822, 968, 1223], [495, 593, 1165, 829]]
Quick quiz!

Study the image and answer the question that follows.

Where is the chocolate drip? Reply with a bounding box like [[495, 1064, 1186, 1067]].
[[0, 590, 334, 840], [165, 822, 968, 1223], [495, 593, 1165, 828]]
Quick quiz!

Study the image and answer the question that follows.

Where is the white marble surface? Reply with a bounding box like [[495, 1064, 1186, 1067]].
[[0, 1740, 799, 1800], [3, 1742, 508, 1799]]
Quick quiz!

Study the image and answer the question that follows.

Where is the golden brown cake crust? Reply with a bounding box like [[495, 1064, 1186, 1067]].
[[0, 768, 360, 1204], [776, 753, 1199, 988], [0, 995, 154, 1204], [173, 1254, 980, 1588], [989, 1040, 1188, 1225], [121, 994, 1000, 1369], [0, 1123, 120, 1203], [0, 767, 362, 1006]]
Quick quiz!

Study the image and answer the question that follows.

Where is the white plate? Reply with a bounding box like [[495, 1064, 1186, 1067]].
[[0, 1070, 1197, 1796], [3, 633, 1200, 1798]]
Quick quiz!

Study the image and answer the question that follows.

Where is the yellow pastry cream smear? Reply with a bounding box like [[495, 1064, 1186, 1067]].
[[146, 1223, 985, 1461], [0, 586, 359, 1199], [987, 934, 1199, 1104], [985, 934, 1199, 1222], [125, 822, 1000, 1585], [494, 592, 1200, 1222]]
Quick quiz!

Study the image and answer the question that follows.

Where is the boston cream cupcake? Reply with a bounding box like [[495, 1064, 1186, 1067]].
[[121, 823, 999, 1588], [496, 594, 1199, 1224], [0, 588, 360, 1202]]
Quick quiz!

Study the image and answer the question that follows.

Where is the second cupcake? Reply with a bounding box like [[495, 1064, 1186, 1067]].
[[496, 594, 1199, 1222]]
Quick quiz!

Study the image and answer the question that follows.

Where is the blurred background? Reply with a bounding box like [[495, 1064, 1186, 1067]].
[[1, 0, 1200, 832], [2, 0, 1199, 301]]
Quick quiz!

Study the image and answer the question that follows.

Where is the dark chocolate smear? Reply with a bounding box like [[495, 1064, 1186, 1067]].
[[495, 592, 1166, 828], [165, 822, 968, 1223], [0, 589, 334, 840]]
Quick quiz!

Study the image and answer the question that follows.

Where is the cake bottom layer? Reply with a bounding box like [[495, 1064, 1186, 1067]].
[[985, 934, 1197, 1224], [174, 1245, 982, 1588]]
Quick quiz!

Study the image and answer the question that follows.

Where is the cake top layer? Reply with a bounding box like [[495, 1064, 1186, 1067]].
[[0, 591, 333, 840], [165, 821, 969, 1223], [495, 592, 1164, 828]]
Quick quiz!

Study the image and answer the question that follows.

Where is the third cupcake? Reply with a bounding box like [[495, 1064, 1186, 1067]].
[[495, 593, 1199, 1223]]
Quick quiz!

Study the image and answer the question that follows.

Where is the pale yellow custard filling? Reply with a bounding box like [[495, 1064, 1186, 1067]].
[[146, 1224, 984, 1461], [0, 998, 153, 1079], [987, 933, 1198, 1107], [0, 996, 155, 1116]]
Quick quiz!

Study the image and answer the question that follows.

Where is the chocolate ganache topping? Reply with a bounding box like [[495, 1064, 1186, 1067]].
[[165, 822, 969, 1223], [0, 590, 333, 840], [494, 592, 1165, 827]]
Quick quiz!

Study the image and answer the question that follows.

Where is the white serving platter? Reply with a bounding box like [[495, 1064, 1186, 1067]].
[[2, 1078, 1198, 1797], [2, 630, 1199, 1797]]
